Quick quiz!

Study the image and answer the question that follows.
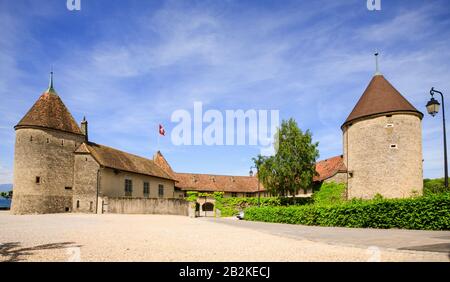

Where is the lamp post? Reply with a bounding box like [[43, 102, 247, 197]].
[[426, 87, 448, 188], [249, 166, 261, 207]]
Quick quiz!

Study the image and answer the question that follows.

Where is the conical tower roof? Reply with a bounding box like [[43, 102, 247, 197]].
[[342, 74, 423, 128], [15, 74, 82, 135]]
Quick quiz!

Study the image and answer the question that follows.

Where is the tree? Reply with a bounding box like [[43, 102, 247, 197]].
[[253, 118, 319, 197]]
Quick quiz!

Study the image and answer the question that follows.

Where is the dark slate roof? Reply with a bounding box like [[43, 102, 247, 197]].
[[15, 89, 83, 135], [342, 75, 423, 128], [75, 142, 176, 181]]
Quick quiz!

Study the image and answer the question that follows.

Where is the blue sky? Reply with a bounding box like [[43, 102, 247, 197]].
[[1, 0, 450, 183]]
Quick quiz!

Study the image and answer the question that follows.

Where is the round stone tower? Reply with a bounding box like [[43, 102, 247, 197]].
[[11, 74, 86, 214], [342, 70, 424, 199]]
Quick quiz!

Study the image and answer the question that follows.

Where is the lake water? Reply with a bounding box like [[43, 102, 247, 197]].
[[0, 197, 11, 209]]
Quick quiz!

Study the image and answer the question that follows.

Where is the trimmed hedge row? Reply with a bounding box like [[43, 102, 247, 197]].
[[244, 193, 450, 230], [217, 196, 313, 217]]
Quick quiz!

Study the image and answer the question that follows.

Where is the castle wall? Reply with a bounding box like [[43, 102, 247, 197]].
[[105, 197, 189, 215], [100, 168, 176, 199], [343, 114, 423, 199], [11, 127, 85, 214], [73, 153, 100, 213], [323, 172, 347, 184]]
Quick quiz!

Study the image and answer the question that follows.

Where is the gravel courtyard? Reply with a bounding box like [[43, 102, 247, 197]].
[[0, 212, 448, 262]]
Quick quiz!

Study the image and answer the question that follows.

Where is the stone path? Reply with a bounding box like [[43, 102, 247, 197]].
[[0, 212, 448, 262], [205, 217, 450, 254]]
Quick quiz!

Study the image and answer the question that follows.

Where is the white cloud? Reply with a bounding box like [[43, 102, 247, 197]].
[[1, 0, 450, 180]]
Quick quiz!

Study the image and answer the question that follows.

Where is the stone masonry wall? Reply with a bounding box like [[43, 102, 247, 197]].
[[11, 127, 85, 214], [343, 114, 423, 199], [73, 153, 100, 213], [100, 168, 176, 199], [324, 172, 347, 184], [106, 197, 189, 215]]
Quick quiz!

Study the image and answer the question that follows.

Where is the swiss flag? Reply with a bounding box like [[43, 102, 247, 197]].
[[159, 124, 166, 136]]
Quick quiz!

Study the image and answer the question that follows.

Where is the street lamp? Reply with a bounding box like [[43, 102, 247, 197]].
[[426, 87, 448, 188], [249, 166, 261, 206]]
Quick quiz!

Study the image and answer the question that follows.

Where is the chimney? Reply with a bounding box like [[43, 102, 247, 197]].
[[81, 116, 88, 141]]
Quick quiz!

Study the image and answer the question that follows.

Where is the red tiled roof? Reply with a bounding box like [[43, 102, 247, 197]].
[[174, 173, 264, 193], [75, 142, 175, 181], [15, 89, 83, 135], [153, 151, 177, 180], [342, 75, 423, 128], [313, 155, 347, 182]]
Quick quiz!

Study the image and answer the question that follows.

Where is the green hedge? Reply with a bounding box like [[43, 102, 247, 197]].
[[244, 193, 450, 230], [312, 182, 346, 205], [217, 197, 313, 217], [423, 178, 450, 195]]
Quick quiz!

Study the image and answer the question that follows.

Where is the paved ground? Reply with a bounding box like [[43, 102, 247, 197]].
[[0, 211, 449, 262], [206, 218, 450, 253]]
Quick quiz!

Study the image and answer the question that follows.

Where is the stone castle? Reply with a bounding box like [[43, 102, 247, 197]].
[[11, 65, 423, 215]]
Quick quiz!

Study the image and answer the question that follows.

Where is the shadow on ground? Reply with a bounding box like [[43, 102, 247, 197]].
[[398, 243, 450, 257], [0, 242, 81, 262]]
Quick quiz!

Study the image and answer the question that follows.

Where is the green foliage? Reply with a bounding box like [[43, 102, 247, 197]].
[[373, 193, 384, 201], [253, 118, 319, 197], [0, 191, 12, 199], [312, 182, 346, 206], [216, 196, 313, 217], [185, 191, 224, 202], [218, 197, 279, 217], [423, 178, 450, 195], [244, 193, 450, 230], [185, 191, 199, 202]]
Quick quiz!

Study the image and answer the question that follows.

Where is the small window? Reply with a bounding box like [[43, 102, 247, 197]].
[[76, 200, 80, 209], [143, 182, 149, 198], [65, 207, 70, 212], [246, 193, 253, 198], [231, 192, 237, 197], [158, 184, 164, 197], [30, 136, 33, 142], [125, 179, 133, 197], [390, 144, 398, 149], [35, 176, 41, 184], [65, 186, 72, 190], [46, 138, 49, 143], [61, 140, 64, 146], [386, 123, 394, 128]]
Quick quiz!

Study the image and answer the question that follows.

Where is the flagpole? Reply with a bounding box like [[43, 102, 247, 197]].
[[157, 125, 160, 152]]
